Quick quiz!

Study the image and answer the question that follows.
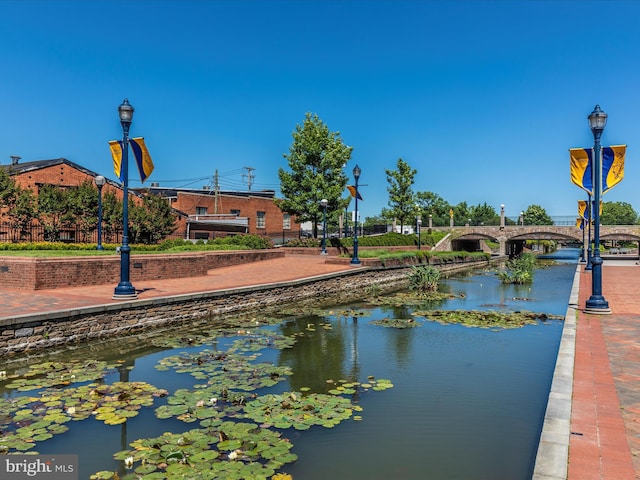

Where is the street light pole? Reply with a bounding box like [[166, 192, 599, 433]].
[[320, 198, 328, 255], [585, 104, 611, 313], [95, 175, 106, 251], [417, 217, 422, 250], [520, 211, 524, 226], [113, 98, 138, 300], [500, 204, 505, 230], [585, 193, 593, 270], [350, 165, 361, 265], [579, 215, 586, 262]]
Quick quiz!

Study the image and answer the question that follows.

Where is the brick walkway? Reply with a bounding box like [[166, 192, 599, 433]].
[[568, 262, 640, 480], [0, 255, 357, 319]]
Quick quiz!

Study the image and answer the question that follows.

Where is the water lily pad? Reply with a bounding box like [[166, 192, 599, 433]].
[[244, 392, 354, 430], [103, 423, 295, 479]]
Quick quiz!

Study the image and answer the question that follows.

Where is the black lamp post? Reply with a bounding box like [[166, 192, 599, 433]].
[[585, 194, 593, 270], [579, 214, 586, 262], [113, 98, 137, 300], [95, 175, 106, 251], [320, 198, 328, 255], [585, 105, 611, 313], [350, 165, 361, 265]]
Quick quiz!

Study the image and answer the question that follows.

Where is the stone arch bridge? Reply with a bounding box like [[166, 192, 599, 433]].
[[430, 225, 640, 256]]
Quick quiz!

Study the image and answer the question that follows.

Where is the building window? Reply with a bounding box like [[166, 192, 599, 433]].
[[196, 207, 207, 215], [230, 209, 241, 216], [194, 232, 209, 240], [256, 211, 265, 229], [283, 214, 291, 229]]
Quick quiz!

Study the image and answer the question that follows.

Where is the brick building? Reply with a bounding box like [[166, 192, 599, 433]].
[[136, 186, 301, 243], [1, 157, 301, 243]]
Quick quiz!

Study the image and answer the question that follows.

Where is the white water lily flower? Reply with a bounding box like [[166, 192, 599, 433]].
[[209, 398, 217, 405], [124, 456, 134, 469], [228, 450, 239, 461], [66, 407, 76, 415]]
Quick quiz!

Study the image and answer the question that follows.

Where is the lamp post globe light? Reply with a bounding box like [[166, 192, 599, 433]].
[[500, 204, 505, 229], [417, 217, 422, 250], [320, 198, 328, 255], [113, 98, 138, 300], [585, 105, 611, 313], [350, 165, 361, 265], [520, 211, 524, 226], [94, 175, 106, 251]]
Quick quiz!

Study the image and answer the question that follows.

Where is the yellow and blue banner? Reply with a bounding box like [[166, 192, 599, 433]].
[[109, 140, 124, 182], [108, 137, 155, 184], [602, 145, 625, 194], [578, 200, 588, 230], [130, 137, 155, 183], [346, 185, 363, 200], [570, 148, 593, 195]]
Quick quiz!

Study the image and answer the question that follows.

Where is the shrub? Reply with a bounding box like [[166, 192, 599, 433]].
[[498, 252, 536, 284], [408, 265, 441, 293]]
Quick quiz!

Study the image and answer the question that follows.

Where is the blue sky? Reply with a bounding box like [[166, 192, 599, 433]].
[[2, 0, 640, 221]]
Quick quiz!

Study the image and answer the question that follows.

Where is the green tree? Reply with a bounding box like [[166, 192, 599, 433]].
[[0, 169, 18, 210], [102, 191, 122, 243], [9, 188, 37, 241], [452, 201, 470, 226], [523, 204, 553, 225], [67, 180, 99, 242], [277, 113, 352, 236], [469, 202, 499, 226], [129, 193, 178, 244], [601, 201, 638, 225], [415, 191, 451, 227], [37, 185, 73, 241], [385, 158, 417, 233]]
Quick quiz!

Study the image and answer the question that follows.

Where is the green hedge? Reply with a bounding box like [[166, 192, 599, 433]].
[[0, 234, 275, 252], [330, 231, 447, 248]]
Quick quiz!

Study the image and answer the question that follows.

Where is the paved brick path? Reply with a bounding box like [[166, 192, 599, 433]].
[[0, 255, 357, 319], [569, 262, 640, 480]]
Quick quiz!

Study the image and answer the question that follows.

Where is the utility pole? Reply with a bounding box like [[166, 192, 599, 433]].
[[213, 169, 220, 214], [242, 167, 255, 191]]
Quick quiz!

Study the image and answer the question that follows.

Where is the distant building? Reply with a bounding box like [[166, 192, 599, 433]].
[[134, 185, 301, 242], [0, 157, 300, 243]]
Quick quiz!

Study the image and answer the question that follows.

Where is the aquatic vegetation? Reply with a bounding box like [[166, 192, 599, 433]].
[[408, 265, 441, 293], [0, 381, 167, 452], [2, 359, 120, 391], [93, 422, 297, 479], [414, 309, 562, 329], [370, 317, 422, 328], [498, 252, 537, 284], [244, 391, 355, 429], [0, 323, 394, 479]]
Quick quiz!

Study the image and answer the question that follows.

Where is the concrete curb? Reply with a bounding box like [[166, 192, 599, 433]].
[[532, 264, 580, 479]]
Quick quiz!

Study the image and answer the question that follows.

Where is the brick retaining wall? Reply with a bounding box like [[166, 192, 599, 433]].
[[0, 259, 491, 356], [0, 249, 284, 290]]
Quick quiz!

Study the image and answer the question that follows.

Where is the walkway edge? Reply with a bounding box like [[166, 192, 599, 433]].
[[532, 264, 580, 479]]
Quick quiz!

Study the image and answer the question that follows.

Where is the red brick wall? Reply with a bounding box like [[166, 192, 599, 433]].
[[0, 250, 284, 290]]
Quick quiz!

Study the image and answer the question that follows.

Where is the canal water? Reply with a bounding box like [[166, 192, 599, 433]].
[[1, 250, 578, 479]]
